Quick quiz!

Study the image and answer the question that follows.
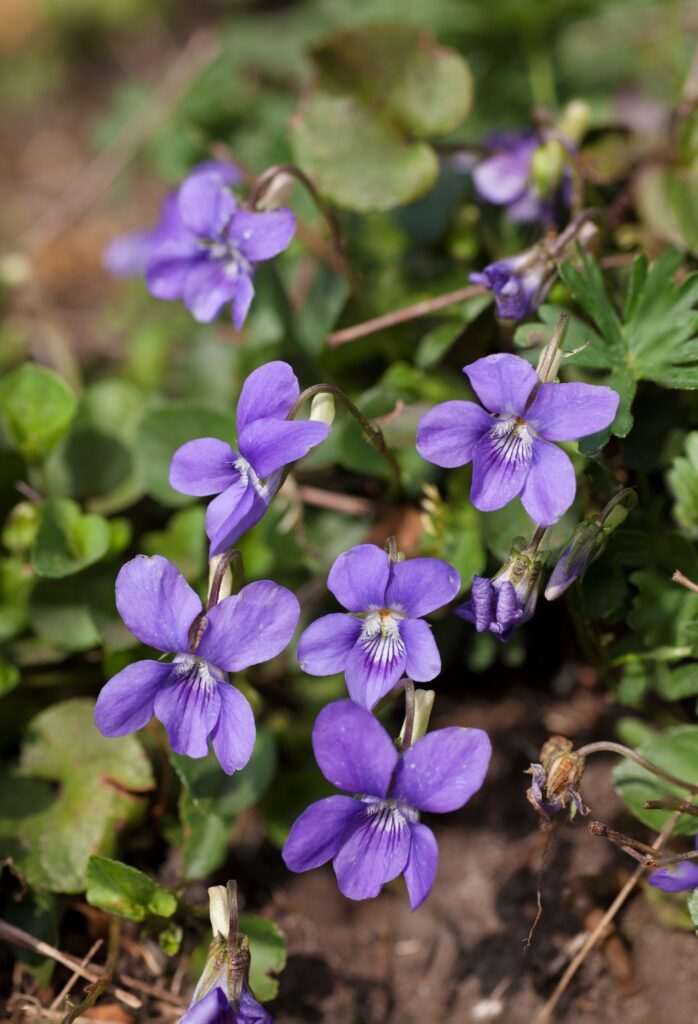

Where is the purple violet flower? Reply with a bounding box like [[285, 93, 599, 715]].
[[469, 131, 570, 224], [105, 160, 295, 328], [282, 700, 491, 908], [103, 162, 242, 278], [297, 544, 460, 710], [180, 985, 270, 1024], [416, 353, 619, 526], [648, 836, 698, 893], [170, 362, 329, 555], [470, 244, 556, 321], [94, 554, 299, 773]]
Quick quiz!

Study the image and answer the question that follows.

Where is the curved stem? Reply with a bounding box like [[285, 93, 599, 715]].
[[575, 741, 698, 795], [288, 383, 401, 493], [208, 549, 244, 610], [249, 162, 356, 291]]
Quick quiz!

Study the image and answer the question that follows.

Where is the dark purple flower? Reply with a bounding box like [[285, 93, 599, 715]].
[[282, 700, 491, 908], [470, 132, 570, 224], [94, 555, 299, 773], [181, 985, 270, 1024], [416, 353, 619, 526], [170, 362, 328, 555], [297, 544, 460, 710], [648, 837, 698, 893], [470, 244, 556, 320], [456, 574, 533, 642], [103, 162, 242, 279]]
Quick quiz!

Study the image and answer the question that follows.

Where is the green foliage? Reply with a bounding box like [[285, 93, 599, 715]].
[[31, 499, 111, 578], [634, 165, 698, 257], [172, 727, 277, 879], [239, 912, 287, 1002], [0, 699, 154, 892], [613, 726, 698, 836], [668, 432, 698, 534], [291, 24, 472, 211], [520, 251, 698, 452], [0, 364, 77, 461], [86, 856, 176, 922]]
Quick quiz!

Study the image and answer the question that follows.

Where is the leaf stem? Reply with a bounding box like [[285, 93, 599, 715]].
[[574, 740, 698, 794], [62, 917, 122, 1024]]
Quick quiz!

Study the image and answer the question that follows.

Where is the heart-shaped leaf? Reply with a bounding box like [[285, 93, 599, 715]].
[[0, 364, 77, 461]]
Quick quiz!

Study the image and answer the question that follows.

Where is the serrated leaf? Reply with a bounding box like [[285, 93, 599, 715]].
[[86, 856, 176, 922], [668, 431, 698, 534], [0, 364, 77, 461], [31, 498, 110, 578], [239, 913, 286, 1002], [0, 698, 154, 892], [613, 725, 698, 835]]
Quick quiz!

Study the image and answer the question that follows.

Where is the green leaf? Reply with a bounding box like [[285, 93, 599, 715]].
[[135, 403, 233, 507], [0, 698, 154, 892], [86, 856, 176, 922], [143, 506, 207, 581], [0, 657, 20, 698], [291, 91, 439, 213], [613, 725, 698, 835], [554, 251, 698, 444], [172, 727, 277, 880], [239, 913, 286, 1002], [688, 889, 698, 935], [667, 431, 698, 535], [635, 164, 698, 256], [291, 24, 472, 212], [0, 364, 77, 461], [31, 498, 110, 578], [44, 379, 150, 503]]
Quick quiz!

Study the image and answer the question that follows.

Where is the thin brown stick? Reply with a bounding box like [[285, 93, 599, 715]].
[[574, 740, 698, 794], [532, 811, 681, 1023], [0, 919, 141, 1010], [672, 570, 698, 595], [49, 939, 103, 1011], [294, 485, 378, 516], [23, 30, 221, 254], [326, 284, 486, 347], [62, 917, 121, 1024]]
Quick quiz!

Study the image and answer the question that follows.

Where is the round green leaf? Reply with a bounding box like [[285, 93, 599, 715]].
[[613, 725, 698, 835], [291, 90, 439, 213], [32, 498, 110, 578], [0, 364, 77, 461]]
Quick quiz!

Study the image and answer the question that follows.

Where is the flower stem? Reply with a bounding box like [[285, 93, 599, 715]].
[[208, 549, 244, 610], [249, 162, 356, 292], [574, 740, 698, 795], [226, 879, 239, 951], [288, 383, 401, 492]]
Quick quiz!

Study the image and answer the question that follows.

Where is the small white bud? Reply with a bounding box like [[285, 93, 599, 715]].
[[208, 885, 229, 939], [400, 689, 435, 746], [309, 392, 335, 427], [208, 554, 233, 604], [255, 172, 296, 210]]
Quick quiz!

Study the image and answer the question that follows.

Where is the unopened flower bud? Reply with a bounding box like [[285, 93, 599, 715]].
[[457, 541, 544, 642], [530, 140, 566, 198], [208, 554, 233, 604], [399, 688, 435, 747], [557, 99, 591, 145], [309, 391, 335, 428], [545, 488, 636, 600], [208, 884, 230, 940], [2, 501, 40, 554], [255, 171, 296, 211]]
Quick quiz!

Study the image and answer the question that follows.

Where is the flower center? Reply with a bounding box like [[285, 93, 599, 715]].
[[489, 414, 534, 463], [233, 455, 280, 501], [207, 239, 251, 279], [173, 653, 220, 686], [361, 795, 419, 826]]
